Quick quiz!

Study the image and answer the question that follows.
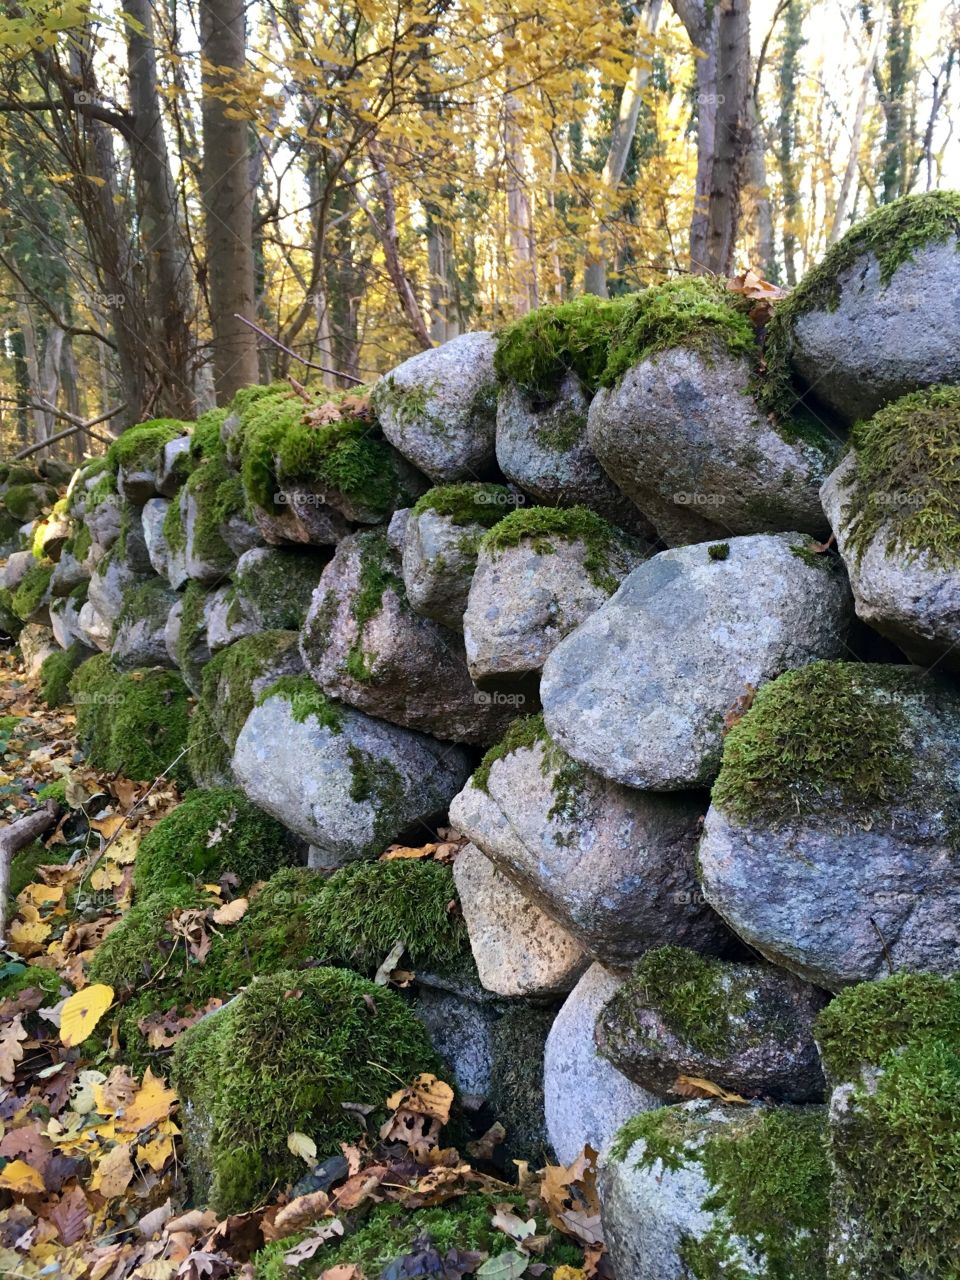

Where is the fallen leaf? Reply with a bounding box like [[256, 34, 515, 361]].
[[467, 1122, 506, 1160], [287, 1130, 317, 1164], [491, 1204, 536, 1245], [48, 1184, 90, 1244], [476, 1252, 528, 1280], [212, 897, 248, 926], [59, 982, 114, 1046], [92, 1140, 134, 1197], [673, 1075, 748, 1104], [0, 1013, 28, 1081], [374, 939, 406, 986], [0, 1158, 45, 1194], [122, 1067, 177, 1132]]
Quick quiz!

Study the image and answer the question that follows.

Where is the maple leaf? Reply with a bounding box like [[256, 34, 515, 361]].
[[0, 1013, 28, 1082], [92, 1140, 134, 1198], [122, 1067, 177, 1132], [540, 1149, 604, 1247]]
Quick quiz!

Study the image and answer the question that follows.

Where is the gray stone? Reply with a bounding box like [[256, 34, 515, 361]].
[[163, 596, 182, 667], [19, 624, 58, 678], [111, 580, 179, 670], [35, 512, 72, 561], [50, 594, 86, 650], [372, 332, 499, 481], [203, 630, 304, 750], [157, 437, 192, 497], [232, 688, 472, 861], [453, 843, 587, 997], [463, 524, 647, 688], [699, 665, 960, 991], [1, 550, 35, 592], [85, 493, 123, 551], [822, 454, 960, 671], [300, 530, 513, 746], [545, 965, 660, 1165], [541, 533, 853, 789], [231, 546, 328, 632], [413, 982, 497, 1108], [596, 954, 827, 1103], [449, 736, 723, 966], [220, 507, 262, 558], [252, 499, 348, 548], [204, 583, 255, 652], [387, 507, 410, 555], [76, 600, 111, 652], [87, 553, 150, 634], [110, 502, 152, 574], [496, 374, 655, 534], [141, 497, 172, 579], [789, 237, 960, 423], [587, 346, 835, 543], [50, 547, 89, 598], [117, 460, 161, 505], [401, 506, 487, 631]]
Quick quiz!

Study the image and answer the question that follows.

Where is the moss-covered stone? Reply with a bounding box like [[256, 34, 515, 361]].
[[345, 529, 405, 682], [494, 294, 629, 404], [184, 452, 247, 569], [133, 786, 299, 898], [479, 504, 628, 593], [412, 482, 512, 529], [113, 578, 175, 643], [256, 674, 342, 731], [186, 699, 233, 788], [838, 384, 960, 567], [69, 654, 191, 786], [471, 713, 588, 827], [4, 482, 57, 521], [710, 661, 914, 828], [107, 420, 189, 474], [11, 559, 53, 621], [200, 630, 301, 749], [0, 586, 23, 638], [189, 406, 228, 461], [38, 641, 88, 707], [308, 859, 468, 973], [171, 966, 443, 1213], [232, 548, 325, 631]]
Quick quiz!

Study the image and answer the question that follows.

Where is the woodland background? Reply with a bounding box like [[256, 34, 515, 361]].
[[0, 0, 957, 451]]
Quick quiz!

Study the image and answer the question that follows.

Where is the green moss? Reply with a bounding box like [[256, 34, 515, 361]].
[[479, 505, 626, 593], [601, 277, 756, 388], [190, 407, 228, 461], [277, 416, 400, 517], [711, 662, 914, 827], [85, 470, 117, 512], [233, 548, 323, 631], [36, 778, 68, 805], [69, 655, 192, 786], [184, 453, 246, 568], [256, 674, 343, 732], [815, 971, 960, 1083], [162, 493, 186, 555], [839, 385, 960, 567], [200, 630, 300, 749], [88, 884, 207, 996], [412, 483, 512, 529], [471, 713, 550, 794], [0, 587, 23, 638], [761, 192, 960, 422], [472, 713, 587, 828], [309, 860, 468, 973], [4, 482, 56, 521], [113, 579, 174, 641], [0, 465, 39, 487], [186, 699, 233, 788], [708, 542, 730, 561], [134, 786, 299, 898], [69, 522, 92, 563], [8, 841, 69, 902], [495, 294, 629, 404], [0, 962, 64, 1004], [171, 966, 443, 1214], [610, 947, 748, 1058], [346, 530, 403, 683], [235, 385, 305, 513], [107, 420, 188, 474], [176, 580, 208, 681], [11, 559, 53, 620], [345, 746, 406, 850], [39, 641, 87, 707]]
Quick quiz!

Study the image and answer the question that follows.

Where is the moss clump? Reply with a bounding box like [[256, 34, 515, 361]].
[[610, 947, 748, 1058], [69, 655, 192, 786], [113, 579, 174, 641], [0, 962, 64, 1004], [176, 580, 208, 680], [200, 630, 300, 749], [134, 786, 299, 899], [88, 884, 207, 997], [711, 662, 914, 827], [39, 641, 88, 707], [472, 714, 587, 827], [171, 966, 443, 1214], [412, 483, 512, 529], [308, 859, 468, 973], [11, 559, 53, 621], [495, 294, 629, 404], [472, 714, 551, 794], [5, 483, 56, 521], [107, 419, 188, 473], [479, 505, 626, 593], [184, 452, 247, 568], [345, 530, 404, 683], [186, 699, 233, 788], [256, 674, 343, 732], [761, 192, 960, 422], [190, 407, 228, 461], [69, 522, 92, 563], [277, 416, 400, 518], [232, 549, 324, 631], [36, 778, 68, 805], [815, 971, 960, 1083], [162, 492, 186, 555], [602, 277, 756, 388], [8, 841, 69, 902], [345, 746, 406, 851], [0, 587, 23, 638], [839, 385, 960, 567], [708, 542, 730, 561], [235, 384, 305, 512]]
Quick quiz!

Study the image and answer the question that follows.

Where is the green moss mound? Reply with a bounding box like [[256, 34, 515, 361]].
[[88, 884, 205, 997], [186, 699, 233, 788], [200, 630, 300, 749], [0, 586, 23, 638], [134, 787, 298, 898], [176, 580, 208, 682], [39, 641, 88, 708], [0, 962, 64, 1004], [495, 294, 629, 404], [815, 971, 960, 1083], [190, 407, 228, 461], [11, 559, 53, 621], [479, 505, 627, 592], [69, 655, 192, 786], [840, 384, 960, 567], [184, 452, 247, 568], [610, 947, 748, 1058], [412, 483, 512, 529], [309, 859, 468, 973], [107, 420, 188, 474], [277, 416, 400, 517], [171, 966, 443, 1214], [256, 674, 343, 732], [5, 483, 56, 521], [711, 661, 914, 827], [231, 548, 324, 631]]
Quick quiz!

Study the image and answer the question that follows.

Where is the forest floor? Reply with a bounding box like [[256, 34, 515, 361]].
[[0, 650, 605, 1279]]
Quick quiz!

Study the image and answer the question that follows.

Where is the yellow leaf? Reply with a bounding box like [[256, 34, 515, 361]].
[[90, 814, 125, 839], [122, 1068, 177, 1132], [17, 882, 63, 907], [673, 1075, 749, 1104], [0, 1158, 44, 1193], [8, 917, 50, 957], [137, 1134, 174, 1171], [287, 1131, 317, 1164], [212, 897, 248, 926], [60, 983, 114, 1047], [90, 861, 123, 891], [91, 1140, 134, 1197]]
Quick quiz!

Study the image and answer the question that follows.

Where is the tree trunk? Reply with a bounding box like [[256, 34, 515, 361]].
[[125, 0, 196, 417], [427, 210, 460, 342], [776, 0, 805, 283], [831, 11, 885, 243], [701, 0, 752, 274], [743, 96, 775, 276], [37, 324, 65, 438], [199, 0, 259, 401], [504, 59, 537, 314], [670, 0, 721, 272]]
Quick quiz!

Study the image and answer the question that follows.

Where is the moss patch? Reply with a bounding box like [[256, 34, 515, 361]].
[[233, 548, 324, 631], [184, 453, 246, 568], [479, 505, 627, 593], [346, 530, 404, 683], [186, 699, 233, 788], [190, 407, 228, 461], [711, 662, 914, 828], [708, 542, 730, 561], [107, 420, 188, 474], [200, 630, 300, 749], [171, 966, 442, 1214], [0, 961, 64, 1004], [39, 641, 88, 708], [308, 859, 468, 973], [8, 841, 69, 902], [278, 416, 400, 517], [11, 559, 53, 620], [256, 674, 343, 732], [5, 482, 56, 521], [412, 483, 512, 529], [495, 294, 629, 404], [134, 786, 299, 898], [472, 713, 587, 827], [840, 384, 960, 567]]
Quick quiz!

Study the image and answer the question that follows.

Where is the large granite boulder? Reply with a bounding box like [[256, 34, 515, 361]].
[[372, 332, 499, 481], [229, 545, 328, 632], [541, 533, 853, 789], [200, 630, 304, 752], [450, 718, 725, 967], [698, 661, 960, 990], [587, 345, 836, 543], [545, 965, 660, 1165], [820, 388, 960, 671], [453, 842, 587, 997], [463, 507, 649, 690], [300, 529, 513, 746], [773, 191, 960, 423], [599, 1102, 830, 1280], [232, 678, 472, 862], [596, 946, 827, 1103], [87, 552, 151, 637]]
